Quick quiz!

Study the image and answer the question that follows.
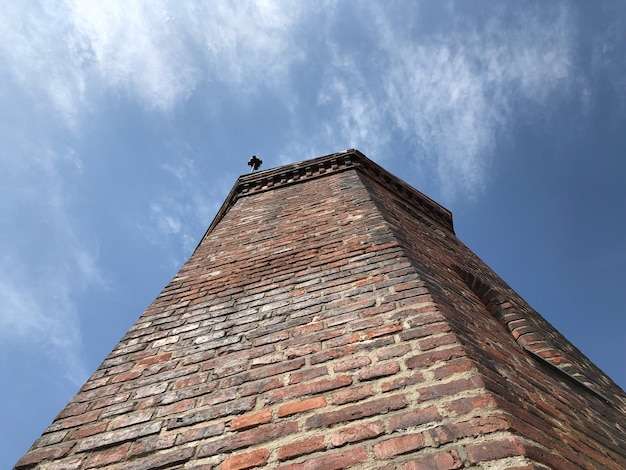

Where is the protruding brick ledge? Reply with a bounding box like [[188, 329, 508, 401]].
[[200, 149, 454, 247]]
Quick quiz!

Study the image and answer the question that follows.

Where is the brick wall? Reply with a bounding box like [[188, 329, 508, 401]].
[[16, 150, 626, 469]]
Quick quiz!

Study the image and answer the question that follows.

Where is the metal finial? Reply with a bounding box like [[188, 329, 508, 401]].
[[248, 155, 262, 172]]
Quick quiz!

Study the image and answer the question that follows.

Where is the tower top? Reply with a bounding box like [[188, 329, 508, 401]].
[[205, 149, 453, 243]]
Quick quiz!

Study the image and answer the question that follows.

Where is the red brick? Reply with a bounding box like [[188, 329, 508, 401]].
[[365, 323, 403, 339], [402, 450, 462, 470], [121, 446, 194, 469], [444, 392, 497, 416], [137, 352, 172, 367], [265, 375, 352, 405], [48, 410, 102, 432], [172, 372, 208, 390], [466, 436, 526, 463], [430, 415, 512, 445], [285, 343, 322, 358], [400, 322, 451, 341], [278, 435, 326, 461], [199, 421, 298, 456], [70, 421, 108, 440], [358, 361, 400, 380], [289, 366, 328, 384], [278, 396, 327, 417], [251, 352, 284, 367], [405, 346, 466, 369], [85, 443, 130, 467], [174, 422, 225, 445], [110, 369, 142, 383], [376, 344, 411, 361], [331, 420, 384, 446], [333, 356, 371, 372], [14, 443, 74, 468], [374, 433, 425, 458], [306, 394, 407, 429], [230, 409, 272, 431], [222, 448, 270, 470], [432, 358, 476, 380], [330, 384, 374, 405], [54, 402, 89, 419], [415, 375, 484, 402], [240, 377, 283, 396], [278, 446, 367, 470], [129, 434, 177, 457], [381, 371, 425, 392], [75, 420, 163, 452], [388, 406, 442, 431], [418, 332, 459, 351], [324, 333, 361, 348]]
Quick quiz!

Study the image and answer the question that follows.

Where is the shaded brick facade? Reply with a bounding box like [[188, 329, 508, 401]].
[[17, 150, 626, 469]]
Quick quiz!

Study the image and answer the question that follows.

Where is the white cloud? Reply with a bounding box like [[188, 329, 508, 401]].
[[291, 3, 579, 200]]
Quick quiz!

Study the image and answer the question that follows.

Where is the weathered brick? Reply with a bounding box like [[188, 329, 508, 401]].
[[365, 323, 403, 339], [277, 446, 368, 470], [222, 448, 270, 470], [444, 392, 497, 416], [376, 344, 412, 361], [429, 415, 512, 446], [381, 371, 425, 392], [278, 396, 326, 417], [265, 375, 352, 405], [110, 409, 153, 429], [306, 394, 407, 429], [230, 409, 272, 431], [84, 443, 131, 467], [46, 410, 102, 433], [14, 443, 74, 468], [198, 421, 298, 457], [174, 422, 225, 445], [331, 420, 384, 446], [136, 352, 172, 367], [129, 434, 177, 457], [278, 436, 326, 461], [121, 446, 195, 470], [69, 421, 109, 440], [405, 346, 466, 369], [240, 377, 283, 396], [333, 356, 371, 372], [466, 436, 526, 463], [330, 384, 374, 405], [416, 375, 484, 402], [168, 397, 256, 430], [388, 406, 442, 431], [358, 361, 400, 381], [289, 366, 328, 384], [402, 450, 462, 470], [172, 372, 208, 390], [74, 420, 163, 452], [111, 369, 142, 383], [431, 358, 476, 380], [374, 433, 425, 458]]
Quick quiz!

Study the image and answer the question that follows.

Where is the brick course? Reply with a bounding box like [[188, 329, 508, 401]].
[[16, 150, 626, 469]]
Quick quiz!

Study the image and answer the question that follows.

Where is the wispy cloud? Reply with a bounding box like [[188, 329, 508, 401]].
[[0, 145, 101, 386], [286, 3, 579, 200]]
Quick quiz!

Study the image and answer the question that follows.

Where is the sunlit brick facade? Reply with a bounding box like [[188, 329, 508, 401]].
[[17, 150, 626, 469]]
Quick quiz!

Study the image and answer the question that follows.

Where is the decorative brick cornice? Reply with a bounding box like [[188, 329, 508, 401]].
[[201, 149, 453, 246]]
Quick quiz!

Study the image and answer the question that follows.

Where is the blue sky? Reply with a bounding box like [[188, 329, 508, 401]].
[[2, 1, 625, 466]]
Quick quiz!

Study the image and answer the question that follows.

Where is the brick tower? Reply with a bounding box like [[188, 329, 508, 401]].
[[16, 150, 626, 469]]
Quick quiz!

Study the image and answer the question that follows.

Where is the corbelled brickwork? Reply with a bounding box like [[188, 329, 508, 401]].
[[17, 150, 626, 469]]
